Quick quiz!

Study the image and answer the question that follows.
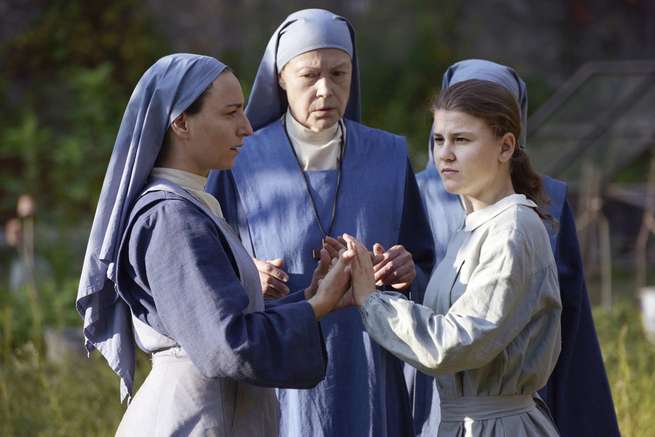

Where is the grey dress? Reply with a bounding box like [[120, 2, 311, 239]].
[[361, 194, 562, 436]]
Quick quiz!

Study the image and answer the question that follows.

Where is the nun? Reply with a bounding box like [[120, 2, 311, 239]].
[[412, 59, 620, 437], [75, 53, 354, 436], [205, 8, 434, 437]]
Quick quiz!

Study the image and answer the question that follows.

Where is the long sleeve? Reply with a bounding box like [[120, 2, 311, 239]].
[[399, 160, 435, 303], [361, 226, 560, 377], [129, 199, 326, 389]]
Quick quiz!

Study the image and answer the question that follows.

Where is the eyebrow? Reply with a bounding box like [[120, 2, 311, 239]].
[[434, 130, 474, 136], [223, 103, 244, 109], [295, 61, 351, 71]]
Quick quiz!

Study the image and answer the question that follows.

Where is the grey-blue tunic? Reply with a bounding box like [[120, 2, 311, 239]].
[[114, 182, 326, 436], [361, 195, 562, 436]]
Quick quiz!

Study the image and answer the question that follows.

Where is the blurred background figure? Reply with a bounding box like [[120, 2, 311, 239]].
[[3, 195, 51, 292]]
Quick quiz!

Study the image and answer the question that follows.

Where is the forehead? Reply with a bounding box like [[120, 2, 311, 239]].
[[286, 48, 352, 69], [433, 110, 488, 133], [203, 72, 244, 107]]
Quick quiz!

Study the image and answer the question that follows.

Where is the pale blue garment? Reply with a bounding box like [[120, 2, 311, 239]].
[[75, 54, 226, 400], [206, 9, 434, 435], [245, 8, 360, 131], [207, 119, 431, 436]]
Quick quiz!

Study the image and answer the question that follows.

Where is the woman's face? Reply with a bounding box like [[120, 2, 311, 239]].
[[432, 109, 514, 208], [278, 48, 352, 132], [183, 71, 253, 174]]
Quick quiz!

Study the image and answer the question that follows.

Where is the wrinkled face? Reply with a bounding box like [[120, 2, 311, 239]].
[[432, 109, 511, 203], [184, 71, 253, 173], [278, 48, 352, 132]]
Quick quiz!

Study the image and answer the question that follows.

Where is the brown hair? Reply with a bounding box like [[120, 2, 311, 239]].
[[432, 79, 550, 218]]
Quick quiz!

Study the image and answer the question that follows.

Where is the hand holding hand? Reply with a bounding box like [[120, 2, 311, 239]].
[[305, 248, 332, 299], [254, 258, 289, 299], [308, 247, 355, 319], [372, 243, 416, 291], [342, 234, 377, 307]]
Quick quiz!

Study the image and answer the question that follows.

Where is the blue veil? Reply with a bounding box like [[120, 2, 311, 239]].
[[75, 53, 226, 400], [245, 8, 361, 131]]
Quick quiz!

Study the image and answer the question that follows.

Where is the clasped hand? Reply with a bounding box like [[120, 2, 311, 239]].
[[304, 235, 415, 318]]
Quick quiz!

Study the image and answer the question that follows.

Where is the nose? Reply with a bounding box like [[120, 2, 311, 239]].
[[315, 76, 333, 99], [239, 113, 253, 137], [437, 139, 455, 162]]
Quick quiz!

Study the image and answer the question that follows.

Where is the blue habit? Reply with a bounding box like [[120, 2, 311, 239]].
[[115, 182, 328, 388], [414, 164, 620, 437], [206, 118, 434, 437]]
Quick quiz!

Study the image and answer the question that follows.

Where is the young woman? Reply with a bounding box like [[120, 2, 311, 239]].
[[346, 79, 562, 436], [413, 59, 619, 437], [75, 53, 352, 436]]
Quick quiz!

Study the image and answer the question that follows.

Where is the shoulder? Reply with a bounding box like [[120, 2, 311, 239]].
[[130, 192, 218, 239], [489, 203, 543, 232], [486, 205, 552, 266], [345, 119, 407, 147], [248, 119, 283, 142]]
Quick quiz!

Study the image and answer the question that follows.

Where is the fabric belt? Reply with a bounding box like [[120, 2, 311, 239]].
[[151, 345, 188, 362], [440, 394, 535, 422]]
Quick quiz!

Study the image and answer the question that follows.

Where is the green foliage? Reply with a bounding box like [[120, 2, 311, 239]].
[[356, 0, 460, 169], [0, 279, 147, 436], [594, 300, 655, 436], [0, 0, 168, 220]]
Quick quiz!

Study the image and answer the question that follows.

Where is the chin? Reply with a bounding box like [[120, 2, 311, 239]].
[[311, 117, 339, 132], [442, 180, 462, 195]]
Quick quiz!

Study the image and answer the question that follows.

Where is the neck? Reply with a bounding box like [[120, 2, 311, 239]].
[[464, 178, 516, 212], [156, 148, 209, 178], [286, 111, 340, 145]]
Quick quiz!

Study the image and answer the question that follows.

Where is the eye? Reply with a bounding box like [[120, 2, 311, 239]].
[[433, 136, 444, 146], [455, 136, 469, 143]]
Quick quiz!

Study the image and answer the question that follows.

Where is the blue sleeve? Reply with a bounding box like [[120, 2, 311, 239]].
[[132, 200, 326, 389], [399, 160, 435, 303], [539, 200, 619, 437]]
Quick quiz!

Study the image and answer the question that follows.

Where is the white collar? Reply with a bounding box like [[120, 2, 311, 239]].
[[151, 167, 207, 191], [464, 194, 537, 232], [151, 167, 224, 218], [285, 111, 341, 145]]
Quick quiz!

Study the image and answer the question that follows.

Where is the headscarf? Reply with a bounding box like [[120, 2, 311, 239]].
[[427, 59, 528, 167], [76, 53, 227, 401], [246, 8, 361, 131]]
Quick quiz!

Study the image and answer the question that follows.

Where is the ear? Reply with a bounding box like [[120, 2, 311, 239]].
[[278, 72, 287, 91], [498, 132, 516, 163], [170, 113, 190, 139]]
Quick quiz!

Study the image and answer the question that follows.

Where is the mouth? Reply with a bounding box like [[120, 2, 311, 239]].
[[440, 168, 458, 175], [313, 107, 335, 114], [229, 144, 243, 152]]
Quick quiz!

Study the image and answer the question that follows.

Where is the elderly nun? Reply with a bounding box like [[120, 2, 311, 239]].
[[206, 8, 434, 437], [76, 53, 355, 436], [412, 59, 620, 437]]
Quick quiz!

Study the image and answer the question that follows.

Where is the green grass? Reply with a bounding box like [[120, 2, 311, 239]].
[[1, 280, 653, 436], [594, 300, 655, 436]]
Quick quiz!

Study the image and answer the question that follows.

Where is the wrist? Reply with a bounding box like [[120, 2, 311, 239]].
[[308, 296, 330, 320], [354, 289, 375, 308]]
